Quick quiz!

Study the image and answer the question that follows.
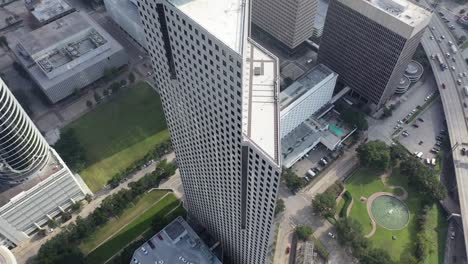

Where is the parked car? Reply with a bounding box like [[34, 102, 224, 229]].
[[418, 141, 424, 145], [412, 124, 419, 128], [418, 118, 424, 122], [462, 148, 466, 156]]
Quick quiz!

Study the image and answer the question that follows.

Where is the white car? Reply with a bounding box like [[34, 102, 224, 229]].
[[441, 35, 446, 39], [431, 26, 436, 30], [459, 73, 464, 78], [328, 232, 336, 239], [449, 40, 453, 45], [463, 72, 467, 77], [430, 36, 434, 40], [451, 66, 456, 71]]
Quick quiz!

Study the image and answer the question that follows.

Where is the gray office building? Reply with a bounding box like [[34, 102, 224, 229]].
[[14, 12, 128, 103], [318, 0, 431, 108], [104, 0, 146, 48], [252, 0, 317, 49]]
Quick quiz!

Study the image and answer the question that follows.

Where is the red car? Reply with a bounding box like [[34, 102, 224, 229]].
[[286, 245, 291, 254], [442, 83, 446, 89]]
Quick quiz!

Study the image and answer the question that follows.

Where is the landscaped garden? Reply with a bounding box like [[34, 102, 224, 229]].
[[58, 81, 169, 192], [336, 141, 448, 263]]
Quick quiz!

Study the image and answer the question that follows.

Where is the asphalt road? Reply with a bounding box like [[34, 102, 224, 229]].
[[420, 3, 468, 259]]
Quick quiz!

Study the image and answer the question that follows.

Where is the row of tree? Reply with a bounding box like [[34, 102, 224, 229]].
[[335, 218, 394, 264], [33, 160, 177, 264], [108, 139, 172, 188]]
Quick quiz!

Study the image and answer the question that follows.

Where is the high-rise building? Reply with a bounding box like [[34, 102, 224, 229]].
[[0, 79, 49, 185], [138, 0, 281, 263], [0, 78, 91, 247], [318, 0, 431, 108], [252, 0, 317, 49]]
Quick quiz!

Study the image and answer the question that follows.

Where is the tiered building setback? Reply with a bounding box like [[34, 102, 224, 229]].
[[318, 0, 431, 108], [138, 0, 281, 263]]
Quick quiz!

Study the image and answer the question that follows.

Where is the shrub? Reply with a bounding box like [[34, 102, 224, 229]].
[[339, 191, 352, 218]]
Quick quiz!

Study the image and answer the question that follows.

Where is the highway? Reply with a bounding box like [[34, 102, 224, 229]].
[[420, 9, 468, 258]]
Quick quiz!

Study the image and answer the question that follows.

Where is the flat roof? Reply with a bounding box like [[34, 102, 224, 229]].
[[0, 149, 62, 207], [338, 0, 432, 38], [168, 0, 245, 52], [242, 40, 280, 162], [30, 0, 74, 24], [280, 64, 336, 110], [132, 217, 222, 264]]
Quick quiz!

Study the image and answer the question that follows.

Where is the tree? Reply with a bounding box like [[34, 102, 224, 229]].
[[312, 192, 336, 217], [335, 218, 364, 247], [103, 67, 118, 80], [62, 211, 72, 222], [86, 100, 93, 108], [275, 198, 285, 216], [85, 194, 93, 203], [360, 248, 393, 264], [460, 9, 466, 14], [54, 129, 86, 171], [340, 109, 368, 131], [357, 140, 390, 170], [70, 201, 82, 212], [128, 72, 136, 83], [400, 253, 418, 264], [94, 91, 102, 102], [48, 219, 58, 228], [390, 144, 408, 162], [295, 226, 313, 241], [282, 167, 304, 193], [110, 82, 120, 93]]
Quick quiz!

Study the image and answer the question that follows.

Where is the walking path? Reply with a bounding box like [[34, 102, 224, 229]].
[[12, 152, 182, 264]]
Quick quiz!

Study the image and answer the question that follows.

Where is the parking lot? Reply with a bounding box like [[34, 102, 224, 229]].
[[398, 98, 447, 161], [292, 144, 334, 180]]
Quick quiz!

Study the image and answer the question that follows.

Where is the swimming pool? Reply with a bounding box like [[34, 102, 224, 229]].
[[329, 124, 345, 137]]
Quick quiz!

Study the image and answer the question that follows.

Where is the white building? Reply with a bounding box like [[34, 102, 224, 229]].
[[104, 0, 147, 48], [280, 64, 337, 139], [0, 78, 91, 247], [138, 0, 281, 263], [252, 0, 317, 49]]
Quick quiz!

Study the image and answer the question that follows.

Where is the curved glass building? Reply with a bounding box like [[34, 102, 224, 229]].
[[0, 78, 49, 185]]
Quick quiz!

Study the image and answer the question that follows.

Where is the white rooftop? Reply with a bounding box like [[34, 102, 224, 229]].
[[242, 40, 280, 163], [339, 0, 432, 38], [168, 0, 245, 52], [368, 0, 431, 25]]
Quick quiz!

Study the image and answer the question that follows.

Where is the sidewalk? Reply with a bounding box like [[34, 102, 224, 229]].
[[12, 152, 182, 263]]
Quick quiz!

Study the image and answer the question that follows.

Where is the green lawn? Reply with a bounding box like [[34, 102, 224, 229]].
[[79, 190, 171, 254], [84, 194, 182, 264], [66, 82, 168, 192], [345, 168, 447, 263], [424, 204, 448, 264]]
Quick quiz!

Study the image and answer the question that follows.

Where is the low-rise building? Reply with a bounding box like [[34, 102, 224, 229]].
[[14, 12, 128, 103], [0, 147, 92, 247], [132, 217, 222, 264], [280, 64, 355, 168], [104, 0, 146, 48], [25, 0, 75, 26]]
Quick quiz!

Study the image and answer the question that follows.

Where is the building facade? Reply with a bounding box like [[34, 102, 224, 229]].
[[280, 64, 337, 138], [0, 79, 49, 185], [14, 12, 128, 103], [0, 78, 91, 247], [318, 0, 431, 108], [138, 0, 281, 263], [252, 0, 317, 49], [104, 0, 147, 48]]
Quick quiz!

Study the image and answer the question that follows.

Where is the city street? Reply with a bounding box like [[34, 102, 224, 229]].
[[273, 145, 359, 264]]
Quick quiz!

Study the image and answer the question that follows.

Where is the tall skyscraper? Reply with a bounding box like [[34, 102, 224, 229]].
[[252, 0, 317, 49], [318, 0, 431, 108], [138, 0, 281, 263], [0, 78, 91, 247], [0, 79, 49, 185]]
